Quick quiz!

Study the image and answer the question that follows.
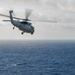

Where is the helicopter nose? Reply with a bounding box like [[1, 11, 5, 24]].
[[31, 29, 34, 35]]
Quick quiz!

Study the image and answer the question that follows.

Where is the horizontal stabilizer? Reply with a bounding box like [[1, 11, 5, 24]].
[[3, 20, 11, 22]]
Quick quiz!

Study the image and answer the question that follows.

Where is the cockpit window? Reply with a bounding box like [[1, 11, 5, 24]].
[[20, 21, 31, 25], [20, 21, 27, 24]]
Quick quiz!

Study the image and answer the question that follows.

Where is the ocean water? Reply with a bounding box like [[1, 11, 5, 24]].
[[0, 40, 75, 75]]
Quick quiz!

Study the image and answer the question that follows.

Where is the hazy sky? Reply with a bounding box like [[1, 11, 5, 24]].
[[0, 0, 75, 40]]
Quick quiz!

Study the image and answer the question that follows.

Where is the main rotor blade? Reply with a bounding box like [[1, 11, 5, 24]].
[[0, 13, 57, 23], [25, 9, 33, 19], [0, 14, 9, 17], [30, 19, 57, 23], [0, 13, 23, 20]]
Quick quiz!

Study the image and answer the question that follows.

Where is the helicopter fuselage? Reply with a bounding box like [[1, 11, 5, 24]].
[[9, 10, 34, 35], [11, 20, 34, 34]]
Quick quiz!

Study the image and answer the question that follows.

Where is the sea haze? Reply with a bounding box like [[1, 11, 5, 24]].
[[0, 40, 75, 75]]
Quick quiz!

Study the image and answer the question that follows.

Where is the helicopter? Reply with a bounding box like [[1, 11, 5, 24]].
[[0, 9, 57, 35]]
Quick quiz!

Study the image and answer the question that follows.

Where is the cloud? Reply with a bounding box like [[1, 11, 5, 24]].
[[63, 26, 74, 30], [1, 0, 75, 23], [62, 25, 75, 30], [0, 0, 75, 40]]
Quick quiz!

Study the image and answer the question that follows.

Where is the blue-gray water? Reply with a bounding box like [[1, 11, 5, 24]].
[[0, 40, 75, 75]]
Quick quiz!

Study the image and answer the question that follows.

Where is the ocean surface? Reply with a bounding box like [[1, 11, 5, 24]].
[[0, 40, 75, 75]]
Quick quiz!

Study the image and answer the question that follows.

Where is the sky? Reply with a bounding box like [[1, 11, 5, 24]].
[[0, 0, 75, 40]]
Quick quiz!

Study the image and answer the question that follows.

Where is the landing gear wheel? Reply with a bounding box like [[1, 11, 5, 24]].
[[21, 32, 24, 35], [31, 32, 33, 35], [13, 27, 15, 29]]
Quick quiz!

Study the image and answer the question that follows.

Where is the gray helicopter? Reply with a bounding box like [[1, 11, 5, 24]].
[[0, 9, 57, 35]]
